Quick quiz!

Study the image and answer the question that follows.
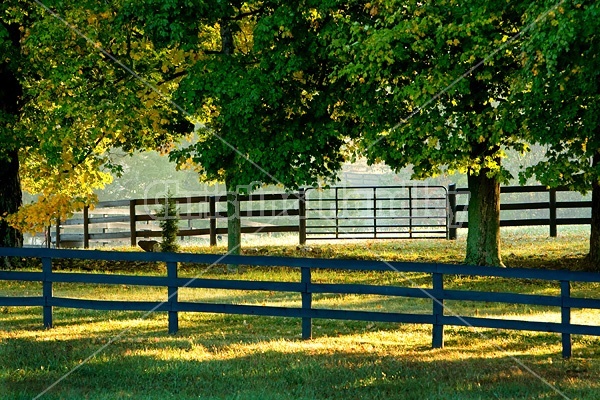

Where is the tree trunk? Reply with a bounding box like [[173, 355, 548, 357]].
[[0, 150, 23, 248], [0, 23, 23, 248], [220, 21, 234, 56], [225, 178, 242, 256], [587, 153, 600, 271], [465, 170, 504, 266], [220, 21, 240, 256]]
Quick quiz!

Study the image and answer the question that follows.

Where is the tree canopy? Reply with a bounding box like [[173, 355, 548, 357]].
[[125, 0, 360, 189], [329, 0, 531, 266], [518, 0, 600, 269], [0, 0, 190, 243], [1, 0, 598, 272], [122, 0, 365, 252]]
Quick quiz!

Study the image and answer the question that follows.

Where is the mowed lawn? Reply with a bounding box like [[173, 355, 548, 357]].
[[1, 227, 599, 399]]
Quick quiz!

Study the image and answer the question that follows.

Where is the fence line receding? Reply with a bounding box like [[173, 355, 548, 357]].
[[43, 184, 595, 248]]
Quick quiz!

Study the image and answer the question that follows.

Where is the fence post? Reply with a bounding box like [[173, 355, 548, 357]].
[[432, 272, 444, 348], [561, 280, 572, 359], [549, 189, 557, 237], [55, 217, 61, 249], [209, 196, 217, 246], [83, 205, 90, 249], [335, 188, 339, 239], [408, 187, 413, 238], [167, 261, 179, 334], [447, 183, 457, 240], [373, 187, 378, 239], [298, 189, 306, 245], [301, 266, 312, 340], [129, 200, 137, 247], [42, 257, 53, 328]]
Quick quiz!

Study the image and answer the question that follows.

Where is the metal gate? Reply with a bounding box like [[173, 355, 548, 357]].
[[305, 186, 449, 240]]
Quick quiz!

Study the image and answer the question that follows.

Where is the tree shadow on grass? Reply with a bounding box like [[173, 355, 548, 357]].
[[2, 325, 599, 400]]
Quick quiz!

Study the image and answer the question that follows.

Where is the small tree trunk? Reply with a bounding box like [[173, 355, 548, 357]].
[[225, 177, 242, 256], [0, 149, 23, 248], [220, 21, 240, 256], [465, 170, 504, 266], [227, 191, 242, 255], [587, 153, 600, 271]]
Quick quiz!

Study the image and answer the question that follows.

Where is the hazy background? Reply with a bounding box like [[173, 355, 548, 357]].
[[93, 145, 549, 201]]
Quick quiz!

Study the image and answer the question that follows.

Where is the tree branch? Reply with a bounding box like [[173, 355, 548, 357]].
[[157, 70, 188, 86], [224, 7, 265, 22]]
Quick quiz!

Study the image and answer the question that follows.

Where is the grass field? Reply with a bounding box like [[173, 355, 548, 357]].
[[1, 227, 599, 399]]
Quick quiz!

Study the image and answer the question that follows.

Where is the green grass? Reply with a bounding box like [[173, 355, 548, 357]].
[[1, 227, 600, 399]]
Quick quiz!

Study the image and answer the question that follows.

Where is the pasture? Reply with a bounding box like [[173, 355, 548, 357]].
[[1, 227, 599, 399]]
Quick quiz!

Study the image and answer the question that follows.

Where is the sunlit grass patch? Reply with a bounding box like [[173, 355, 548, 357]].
[[180, 225, 591, 270]]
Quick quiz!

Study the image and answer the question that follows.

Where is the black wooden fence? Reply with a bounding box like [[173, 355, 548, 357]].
[[448, 184, 591, 239], [2, 247, 600, 358], [53, 192, 305, 248], [48, 184, 594, 248]]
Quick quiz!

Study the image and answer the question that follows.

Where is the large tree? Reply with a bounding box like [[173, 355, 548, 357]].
[[124, 0, 362, 254], [0, 0, 190, 245], [329, 0, 531, 266], [518, 0, 600, 270]]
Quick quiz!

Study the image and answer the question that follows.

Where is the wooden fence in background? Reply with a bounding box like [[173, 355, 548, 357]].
[[448, 184, 592, 239], [48, 184, 594, 248], [53, 192, 305, 248], [1, 247, 600, 358]]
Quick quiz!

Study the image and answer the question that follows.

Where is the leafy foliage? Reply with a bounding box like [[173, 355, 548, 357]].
[[519, 0, 600, 189], [331, 0, 529, 180], [125, 0, 361, 191], [328, 0, 532, 266], [0, 0, 192, 235], [517, 0, 600, 269], [122, 1, 367, 254]]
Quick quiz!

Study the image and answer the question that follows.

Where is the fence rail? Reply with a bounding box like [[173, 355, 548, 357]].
[[2, 247, 600, 358]]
